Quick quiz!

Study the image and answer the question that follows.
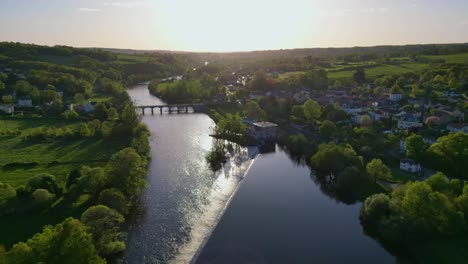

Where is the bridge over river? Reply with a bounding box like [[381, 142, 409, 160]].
[[135, 103, 206, 115]]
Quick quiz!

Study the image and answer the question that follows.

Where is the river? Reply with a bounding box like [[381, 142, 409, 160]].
[[125, 83, 394, 263]]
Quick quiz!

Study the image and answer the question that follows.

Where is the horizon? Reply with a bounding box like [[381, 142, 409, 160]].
[[3, 41, 468, 54], [1, 0, 468, 52]]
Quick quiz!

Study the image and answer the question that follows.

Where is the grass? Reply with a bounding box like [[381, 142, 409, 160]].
[[328, 62, 428, 80], [276, 71, 305, 80], [423, 52, 468, 64], [35, 55, 76, 66], [0, 119, 129, 188], [115, 54, 151, 64], [0, 118, 130, 248]]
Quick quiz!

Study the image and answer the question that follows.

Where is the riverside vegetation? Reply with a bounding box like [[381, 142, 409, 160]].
[[0, 43, 186, 263], [1, 42, 468, 263]]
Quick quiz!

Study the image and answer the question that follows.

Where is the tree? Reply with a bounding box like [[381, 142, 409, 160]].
[[2, 95, 13, 104], [98, 188, 129, 215], [121, 103, 140, 129], [405, 134, 426, 161], [353, 68, 366, 84], [107, 107, 118, 120], [426, 132, 468, 178], [366, 159, 392, 182], [108, 148, 146, 197], [62, 109, 79, 120], [311, 142, 363, 174], [5, 218, 105, 264], [319, 120, 336, 139], [76, 166, 107, 195], [244, 101, 266, 121], [390, 84, 402, 94], [360, 115, 373, 127], [81, 205, 126, 255], [303, 99, 321, 122], [32, 189, 55, 208], [360, 193, 391, 228], [0, 182, 16, 209], [26, 173, 61, 195], [0, 80, 5, 91], [80, 123, 93, 137], [93, 102, 108, 121]]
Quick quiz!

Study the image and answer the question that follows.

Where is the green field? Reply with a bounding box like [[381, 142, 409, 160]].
[[0, 118, 129, 188], [328, 62, 428, 80], [423, 52, 468, 64], [115, 54, 151, 64]]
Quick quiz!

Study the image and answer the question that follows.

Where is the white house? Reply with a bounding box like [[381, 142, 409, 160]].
[[389, 93, 403, 102], [400, 159, 422, 173], [400, 138, 406, 152], [17, 98, 33, 107], [342, 104, 364, 114], [247, 122, 278, 141], [0, 104, 14, 114], [84, 102, 96, 113], [368, 110, 386, 121], [352, 112, 367, 124], [447, 123, 468, 133], [398, 114, 423, 129]]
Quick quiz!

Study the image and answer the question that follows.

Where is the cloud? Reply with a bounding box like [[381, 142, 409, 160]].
[[103, 1, 146, 8], [78, 7, 100, 12]]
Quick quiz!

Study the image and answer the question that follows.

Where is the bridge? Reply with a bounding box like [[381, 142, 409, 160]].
[[134, 104, 207, 115]]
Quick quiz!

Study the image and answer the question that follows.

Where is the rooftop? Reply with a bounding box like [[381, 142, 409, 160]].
[[253, 122, 278, 128]]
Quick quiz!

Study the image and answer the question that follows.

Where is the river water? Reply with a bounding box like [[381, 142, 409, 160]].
[[125, 83, 394, 263]]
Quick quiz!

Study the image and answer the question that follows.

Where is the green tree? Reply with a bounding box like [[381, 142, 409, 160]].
[[93, 102, 109, 121], [360, 115, 373, 127], [26, 173, 61, 195], [76, 166, 107, 195], [80, 123, 93, 137], [426, 132, 468, 178], [360, 193, 391, 228], [244, 101, 266, 121], [5, 218, 105, 264], [303, 99, 321, 122], [390, 84, 402, 94], [405, 134, 426, 161], [353, 68, 366, 84], [366, 159, 392, 182], [81, 205, 125, 256], [108, 148, 146, 197], [98, 188, 129, 215], [121, 103, 140, 129], [319, 120, 336, 139]]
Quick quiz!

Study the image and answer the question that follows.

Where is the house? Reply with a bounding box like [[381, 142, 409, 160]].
[[352, 112, 367, 124], [368, 110, 387, 121], [0, 104, 14, 114], [400, 159, 422, 173], [83, 102, 97, 113], [398, 114, 423, 129], [389, 93, 403, 102], [341, 103, 364, 114], [17, 97, 33, 107], [400, 138, 406, 152], [247, 122, 278, 141], [447, 123, 468, 133]]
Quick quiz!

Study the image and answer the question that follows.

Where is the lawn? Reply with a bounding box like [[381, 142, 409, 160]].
[[0, 118, 130, 248], [276, 71, 305, 80], [0, 118, 129, 188], [328, 62, 428, 80], [423, 52, 468, 64], [115, 54, 151, 64]]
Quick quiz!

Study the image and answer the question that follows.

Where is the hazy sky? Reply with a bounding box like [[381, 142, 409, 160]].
[[1, 0, 467, 52]]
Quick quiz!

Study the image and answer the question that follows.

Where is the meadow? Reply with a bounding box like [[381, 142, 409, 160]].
[[0, 118, 129, 188]]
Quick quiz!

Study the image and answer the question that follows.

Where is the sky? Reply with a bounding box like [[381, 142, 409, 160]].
[[0, 0, 467, 52]]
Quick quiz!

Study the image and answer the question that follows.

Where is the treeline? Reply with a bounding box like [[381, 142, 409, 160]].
[[361, 172, 468, 261], [0, 42, 152, 262]]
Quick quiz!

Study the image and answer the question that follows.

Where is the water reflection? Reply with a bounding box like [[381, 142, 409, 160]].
[[125, 84, 256, 264]]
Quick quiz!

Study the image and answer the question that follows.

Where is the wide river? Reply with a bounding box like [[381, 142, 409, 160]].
[[125, 83, 395, 263]]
